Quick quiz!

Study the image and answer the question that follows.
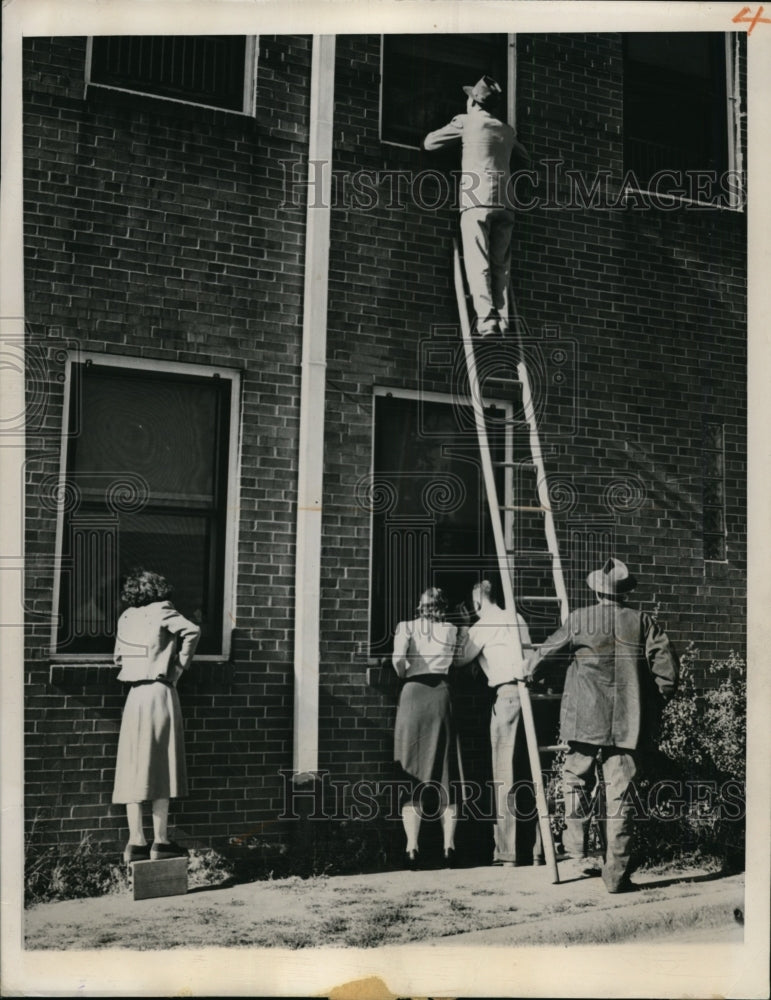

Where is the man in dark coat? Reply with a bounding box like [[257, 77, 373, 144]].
[[526, 558, 679, 892]]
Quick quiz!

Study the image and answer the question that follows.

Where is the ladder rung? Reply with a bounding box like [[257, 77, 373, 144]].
[[492, 460, 537, 469], [500, 505, 551, 513], [530, 692, 563, 701], [520, 595, 563, 602], [538, 744, 568, 753], [483, 377, 523, 386]]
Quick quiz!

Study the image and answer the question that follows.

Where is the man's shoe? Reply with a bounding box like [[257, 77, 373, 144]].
[[560, 856, 601, 880], [149, 840, 189, 861], [491, 859, 516, 867], [123, 843, 150, 864], [473, 318, 501, 339], [606, 877, 640, 894]]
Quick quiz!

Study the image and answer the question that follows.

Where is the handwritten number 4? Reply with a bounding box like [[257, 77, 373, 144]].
[[733, 5, 771, 32]]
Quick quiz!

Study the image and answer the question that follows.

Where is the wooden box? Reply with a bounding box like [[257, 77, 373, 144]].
[[130, 857, 188, 901]]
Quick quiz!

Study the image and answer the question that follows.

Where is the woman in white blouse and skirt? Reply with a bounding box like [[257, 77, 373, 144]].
[[112, 569, 200, 864], [392, 587, 464, 866]]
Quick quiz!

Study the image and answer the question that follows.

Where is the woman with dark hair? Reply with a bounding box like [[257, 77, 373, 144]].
[[392, 587, 464, 866], [112, 568, 200, 863]]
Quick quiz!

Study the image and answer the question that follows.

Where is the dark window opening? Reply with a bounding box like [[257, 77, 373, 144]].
[[381, 34, 508, 148], [89, 36, 249, 112], [369, 393, 508, 656], [623, 33, 728, 191], [56, 364, 233, 656]]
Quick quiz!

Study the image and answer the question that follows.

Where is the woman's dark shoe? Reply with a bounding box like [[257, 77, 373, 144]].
[[150, 840, 189, 861], [123, 843, 150, 864], [443, 847, 456, 868], [405, 849, 419, 869]]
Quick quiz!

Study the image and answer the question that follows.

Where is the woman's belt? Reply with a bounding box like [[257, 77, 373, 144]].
[[403, 674, 449, 687], [125, 676, 174, 689]]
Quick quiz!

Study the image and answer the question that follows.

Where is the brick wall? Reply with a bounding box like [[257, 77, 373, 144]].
[[317, 32, 746, 802], [23, 34, 312, 847], [23, 31, 746, 853]]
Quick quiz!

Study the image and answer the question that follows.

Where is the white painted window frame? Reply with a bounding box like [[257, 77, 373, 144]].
[[84, 35, 259, 117], [49, 351, 242, 662], [622, 31, 744, 213], [368, 384, 515, 650], [379, 33, 518, 150]]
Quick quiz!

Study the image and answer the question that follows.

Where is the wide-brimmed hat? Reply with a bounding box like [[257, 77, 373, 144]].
[[462, 75, 503, 109], [586, 557, 637, 595]]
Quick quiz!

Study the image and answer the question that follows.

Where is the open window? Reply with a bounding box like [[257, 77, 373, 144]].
[[53, 357, 240, 659], [623, 33, 730, 194], [380, 34, 510, 149], [86, 36, 257, 114]]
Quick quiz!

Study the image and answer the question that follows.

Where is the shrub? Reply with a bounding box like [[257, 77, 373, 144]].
[[647, 645, 747, 871], [543, 645, 747, 872], [25, 829, 129, 907]]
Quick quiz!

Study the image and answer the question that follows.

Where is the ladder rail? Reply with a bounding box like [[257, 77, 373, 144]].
[[507, 293, 571, 626], [453, 240, 560, 884], [516, 360, 571, 626]]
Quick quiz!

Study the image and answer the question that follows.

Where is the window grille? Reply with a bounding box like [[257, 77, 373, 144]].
[[88, 35, 253, 113]]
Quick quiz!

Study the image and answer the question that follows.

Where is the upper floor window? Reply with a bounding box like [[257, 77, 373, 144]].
[[86, 36, 257, 114], [380, 34, 509, 149], [53, 357, 240, 658], [623, 33, 729, 192]]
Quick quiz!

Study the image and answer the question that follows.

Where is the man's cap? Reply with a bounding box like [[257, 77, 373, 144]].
[[586, 557, 637, 595], [462, 75, 503, 109]]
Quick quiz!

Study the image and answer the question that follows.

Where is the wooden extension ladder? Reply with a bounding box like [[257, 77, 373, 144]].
[[452, 239, 570, 884]]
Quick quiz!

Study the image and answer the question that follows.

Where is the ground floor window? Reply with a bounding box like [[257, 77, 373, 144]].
[[53, 356, 239, 657], [369, 389, 514, 655]]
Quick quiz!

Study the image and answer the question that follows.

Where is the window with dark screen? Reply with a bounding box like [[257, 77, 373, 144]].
[[55, 362, 237, 656], [369, 391, 510, 655], [623, 33, 728, 190]]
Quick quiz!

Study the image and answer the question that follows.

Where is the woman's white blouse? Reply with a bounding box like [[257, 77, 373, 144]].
[[114, 601, 201, 682], [392, 618, 458, 678]]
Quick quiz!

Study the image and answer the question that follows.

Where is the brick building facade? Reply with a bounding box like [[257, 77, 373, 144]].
[[20, 32, 746, 855]]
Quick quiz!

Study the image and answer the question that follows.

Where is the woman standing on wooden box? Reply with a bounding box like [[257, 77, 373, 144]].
[[112, 568, 200, 863], [392, 587, 464, 867]]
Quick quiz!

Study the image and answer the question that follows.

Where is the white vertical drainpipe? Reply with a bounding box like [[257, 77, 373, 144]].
[[293, 35, 336, 776]]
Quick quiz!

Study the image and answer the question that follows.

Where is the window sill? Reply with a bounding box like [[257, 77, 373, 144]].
[[620, 187, 744, 213], [49, 660, 232, 687]]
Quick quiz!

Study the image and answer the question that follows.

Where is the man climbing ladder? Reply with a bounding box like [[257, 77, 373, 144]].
[[424, 75, 529, 339]]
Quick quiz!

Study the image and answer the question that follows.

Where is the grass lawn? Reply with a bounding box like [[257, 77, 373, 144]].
[[24, 862, 744, 951]]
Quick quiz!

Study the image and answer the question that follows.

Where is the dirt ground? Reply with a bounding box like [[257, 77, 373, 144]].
[[24, 861, 744, 951]]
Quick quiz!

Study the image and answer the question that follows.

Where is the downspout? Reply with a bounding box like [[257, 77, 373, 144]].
[[293, 35, 336, 775]]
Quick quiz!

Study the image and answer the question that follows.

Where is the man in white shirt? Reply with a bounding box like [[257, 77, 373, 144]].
[[455, 579, 531, 865], [424, 75, 529, 338]]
